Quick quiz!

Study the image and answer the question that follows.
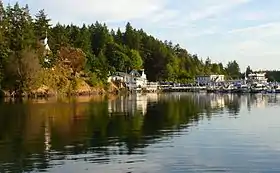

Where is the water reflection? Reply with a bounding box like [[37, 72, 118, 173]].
[[108, 93, 159, 115], [0, 93, 280, 172]]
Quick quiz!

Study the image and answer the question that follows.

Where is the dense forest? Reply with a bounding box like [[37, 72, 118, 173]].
[[264, 71, 280, 82], [0, 1, 242, 96]]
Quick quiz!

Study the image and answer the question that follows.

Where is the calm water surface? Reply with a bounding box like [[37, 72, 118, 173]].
[[1, 93, 280, 173]]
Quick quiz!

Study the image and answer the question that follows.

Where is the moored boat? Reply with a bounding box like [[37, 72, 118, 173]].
[[250, 83, 266, 93]]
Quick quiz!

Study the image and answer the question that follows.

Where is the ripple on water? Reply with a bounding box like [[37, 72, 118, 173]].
[[1, 94, 280, 173]]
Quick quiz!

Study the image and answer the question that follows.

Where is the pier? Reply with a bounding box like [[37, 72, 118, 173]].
[[161, 85, 207, 92], [109, 71, 280, 94]]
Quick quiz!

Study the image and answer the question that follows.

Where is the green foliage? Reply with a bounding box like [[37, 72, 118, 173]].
[[225, 60, 241, 79], [245, 66, 253, 77], [87, 72, 102, 87], [3, 49, 42, 93], [34, 9, 51, 39], [0, 2, 242, 96], [105, 42, 129, 72], [261, 70, 280, 82], [129, 49, 143, 70]]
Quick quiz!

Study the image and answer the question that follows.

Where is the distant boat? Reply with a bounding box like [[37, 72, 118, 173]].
[[250, 83, 266, 93]]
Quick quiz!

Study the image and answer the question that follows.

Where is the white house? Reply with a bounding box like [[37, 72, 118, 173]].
[[196, 75, 225, 84], [247, 73, 267, 83], [127, 69, 147, 89], [107, 72, 129, 82], [108, 69, 148, 91]]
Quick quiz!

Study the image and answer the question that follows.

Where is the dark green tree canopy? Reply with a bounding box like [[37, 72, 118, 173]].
[[0, 1, 242, 92], [226, 60, 241, 79]]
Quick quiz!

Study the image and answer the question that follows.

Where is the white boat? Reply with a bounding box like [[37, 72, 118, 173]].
[[239, 84, 250, 93], [250, 83, 266, 93]]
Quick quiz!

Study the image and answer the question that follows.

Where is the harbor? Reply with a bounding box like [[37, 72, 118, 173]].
[[108, 70, 280, 94]]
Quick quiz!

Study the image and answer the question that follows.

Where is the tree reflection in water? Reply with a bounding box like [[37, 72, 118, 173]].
[[0, 93, 277, 172]]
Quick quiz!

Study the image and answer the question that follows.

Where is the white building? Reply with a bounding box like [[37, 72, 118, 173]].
[[43, 32, 51, 52], [107, 72, 129, 82], [196, 75, 225, 84], [40, 30, 51, 64], [127, 69, 147, 89], [108, 69, 148, 90], [247, 73, 267, 83]]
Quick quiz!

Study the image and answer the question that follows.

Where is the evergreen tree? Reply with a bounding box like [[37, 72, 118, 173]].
[[90, 22, 113, 56], [124, 22, 141, 50], [114, 28, 123, 44], [0, 0, 7, 87], [226, 60, 241, 79], [245, 66, 252, 77], [0, 1, 242, 94], [50, 23, 69, 51], [34, 9, 51, 39], [129, 49, 143, 70]]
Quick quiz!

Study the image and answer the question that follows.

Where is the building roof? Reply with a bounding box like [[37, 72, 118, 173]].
[[196, 74, 224, 77], [115, 72, 131, 77], [248, 73, 266, 77], [129, 69, 143, 77]]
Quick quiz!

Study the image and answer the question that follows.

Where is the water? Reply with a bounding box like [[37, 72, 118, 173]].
[[1, 93, 280, 173]]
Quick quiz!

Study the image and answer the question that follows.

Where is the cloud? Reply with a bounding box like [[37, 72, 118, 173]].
[[228, 22, 280, 51], [184, 0, 252, 22], [228, 22, 280, 36], [221, 22, 280, 70], [18, 0, 170, 25], [242, 11, 266, 21], [4, 0, 251, 26]]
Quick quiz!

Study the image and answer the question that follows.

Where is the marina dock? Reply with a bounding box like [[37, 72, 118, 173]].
[[109, 71, 280, 94]]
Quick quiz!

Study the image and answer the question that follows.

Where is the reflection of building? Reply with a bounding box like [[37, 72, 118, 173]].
[[108, 93, 158, 115], [251, 95, 267, 108], [44, 117, 51, 152], [196, 75, 225, 84], [246, 94, 270, 110], [210, 96, 225, 108]]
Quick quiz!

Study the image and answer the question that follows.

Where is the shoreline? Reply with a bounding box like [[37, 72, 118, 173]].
[[0, 87, 122, 99], [0, 80, 127, 99]]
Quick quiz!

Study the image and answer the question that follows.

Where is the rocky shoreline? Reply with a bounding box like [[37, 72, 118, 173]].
[[0, 82, 122, 98]]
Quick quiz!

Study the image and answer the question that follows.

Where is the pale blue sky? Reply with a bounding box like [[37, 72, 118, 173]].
[[3, 0, 280, 71]]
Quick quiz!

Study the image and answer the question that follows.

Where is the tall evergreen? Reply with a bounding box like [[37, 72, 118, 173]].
[[0, 1, 244, 93], [34, 9, 51, 39], [0, 0, 7, 86]]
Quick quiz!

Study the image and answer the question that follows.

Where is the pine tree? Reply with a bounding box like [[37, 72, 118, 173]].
[[34, 9, 51, 39], [124, 22, 141, 50], [0, 0, 7, 86], [6, 3, 35, 51]]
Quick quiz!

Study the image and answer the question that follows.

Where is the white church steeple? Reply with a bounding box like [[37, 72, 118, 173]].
[[44, 30, 50, 51], [42, 30, 51, 65]]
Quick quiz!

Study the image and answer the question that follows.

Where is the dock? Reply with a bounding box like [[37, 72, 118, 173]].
[[161, 85, 207, 92]]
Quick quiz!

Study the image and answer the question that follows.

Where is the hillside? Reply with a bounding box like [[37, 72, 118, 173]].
[[0, 1, 241, 97]]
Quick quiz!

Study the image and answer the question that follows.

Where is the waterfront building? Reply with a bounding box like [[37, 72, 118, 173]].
[[195, 75, 225, 85], [108, 69, 148, 90], [247, 73, 267, 84]]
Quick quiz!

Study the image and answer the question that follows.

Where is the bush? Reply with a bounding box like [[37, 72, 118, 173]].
[[86, 72, 102, 87]]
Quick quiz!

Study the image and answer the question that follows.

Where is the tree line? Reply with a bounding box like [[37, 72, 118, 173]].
[[0, 1, 242, 96]]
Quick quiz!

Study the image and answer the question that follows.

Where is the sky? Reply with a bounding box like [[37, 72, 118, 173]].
[[3, 0, 280, 71]]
